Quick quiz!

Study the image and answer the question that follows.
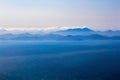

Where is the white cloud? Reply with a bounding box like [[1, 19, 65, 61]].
[[3, 26, 85, 32]]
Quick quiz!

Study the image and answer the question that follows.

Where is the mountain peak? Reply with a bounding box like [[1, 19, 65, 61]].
[[65, 27, 93, 32], [82, 27, 93, 31]]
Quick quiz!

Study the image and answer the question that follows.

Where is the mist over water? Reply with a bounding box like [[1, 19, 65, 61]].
[[0, 40, 120, 80]]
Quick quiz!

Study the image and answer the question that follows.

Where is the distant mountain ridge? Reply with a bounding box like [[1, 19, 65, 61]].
[[53, 27, 95, 36], [0, 27, 120, 40], [60, 27, 93, 32]]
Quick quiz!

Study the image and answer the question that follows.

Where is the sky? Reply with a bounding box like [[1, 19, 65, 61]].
[[0, 0, 120, 31]]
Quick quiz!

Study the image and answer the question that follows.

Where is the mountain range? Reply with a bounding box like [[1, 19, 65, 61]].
[[0, 28, 120, 40]]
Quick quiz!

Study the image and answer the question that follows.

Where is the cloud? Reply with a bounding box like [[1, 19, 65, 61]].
[[3, 26, 86, 32]]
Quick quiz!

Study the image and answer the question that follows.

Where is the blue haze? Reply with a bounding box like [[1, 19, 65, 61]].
[[0, 40, 120, 80]]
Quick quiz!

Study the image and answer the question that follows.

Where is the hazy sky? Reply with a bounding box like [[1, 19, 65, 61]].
[[0, 0, 120, 31]]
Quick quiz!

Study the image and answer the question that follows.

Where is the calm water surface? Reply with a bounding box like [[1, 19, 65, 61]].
[[0, 40, 120, 80]]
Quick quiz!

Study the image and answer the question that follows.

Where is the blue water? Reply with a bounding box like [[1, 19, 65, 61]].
[[0, 40, 120, 80]]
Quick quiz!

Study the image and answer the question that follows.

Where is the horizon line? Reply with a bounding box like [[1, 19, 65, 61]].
[[0, 26, 120, 32]]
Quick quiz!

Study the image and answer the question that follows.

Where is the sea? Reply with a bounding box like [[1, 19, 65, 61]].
[[0, 40, 120, 80]]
